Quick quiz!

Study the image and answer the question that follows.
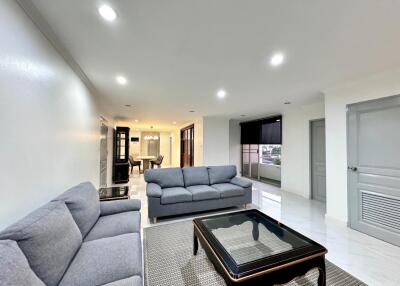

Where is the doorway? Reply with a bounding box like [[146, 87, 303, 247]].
[[348, 95, 400, 246], [310, 119, 326, 202], [180, 124, 194, 167]]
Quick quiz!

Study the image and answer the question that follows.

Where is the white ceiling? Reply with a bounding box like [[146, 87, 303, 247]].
[[31, 0, 400, 128]]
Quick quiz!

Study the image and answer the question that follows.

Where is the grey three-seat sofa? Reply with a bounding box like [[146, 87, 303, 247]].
[[145, 165, 252, 223], [0, 182, 142, 286]]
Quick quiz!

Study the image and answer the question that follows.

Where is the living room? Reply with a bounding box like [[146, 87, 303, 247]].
[[1, 1, 400, 286]]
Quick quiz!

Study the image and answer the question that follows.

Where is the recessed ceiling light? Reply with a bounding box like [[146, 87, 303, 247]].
[[124, 104, 131, 107], [134, 119, 139, 122], [240, 115, 246, 117], [189, 110, 195, 113], [116, 75, 127, 85], [270, 52, 285, 67], [284, 101, 291, 105], [173, 121, 177, 124], [98, 5, 117, 22], [217, 89, 227, 99]]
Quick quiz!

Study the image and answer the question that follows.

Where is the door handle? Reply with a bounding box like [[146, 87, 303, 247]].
[[348, 166, 358, 172]]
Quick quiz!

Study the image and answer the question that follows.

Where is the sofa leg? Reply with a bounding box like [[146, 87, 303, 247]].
[[152, 217, 157, 224]]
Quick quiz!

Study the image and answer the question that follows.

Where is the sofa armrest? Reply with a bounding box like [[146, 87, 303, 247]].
[[100, 199, 141, 216], [146, 183, 162, 198], [230, 177, 252, 188]]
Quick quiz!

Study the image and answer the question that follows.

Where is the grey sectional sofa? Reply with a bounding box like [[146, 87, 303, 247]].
[[0, 182, 143, 286], [145, 165, 252, 222]]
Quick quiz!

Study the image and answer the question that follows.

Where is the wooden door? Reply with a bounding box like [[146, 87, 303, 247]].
[[180, 124, 194, 167]]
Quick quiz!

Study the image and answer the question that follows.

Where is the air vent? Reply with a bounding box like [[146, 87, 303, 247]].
[[362, 192, 400, 232]]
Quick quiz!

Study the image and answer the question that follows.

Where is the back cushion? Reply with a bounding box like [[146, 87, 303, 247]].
[[53, 182, 100, 237], [0, 240, 45, 286], [0, 201, 82, 286], [208, 165, 237, 184], [182, 167, 210, 187], [144, 168, 184, 188]]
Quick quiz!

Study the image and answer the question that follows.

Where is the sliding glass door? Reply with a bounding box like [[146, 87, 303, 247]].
[[240, 116, 282, 186], [241, 144, 259, 180]]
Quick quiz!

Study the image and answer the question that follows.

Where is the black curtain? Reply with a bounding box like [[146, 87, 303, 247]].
[[240, 116, 282, 144]]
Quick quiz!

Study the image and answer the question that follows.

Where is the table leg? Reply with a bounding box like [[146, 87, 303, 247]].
[[193, 231, 199, 255], [317, 260, 326, 286], [252, 220, 259, 241]]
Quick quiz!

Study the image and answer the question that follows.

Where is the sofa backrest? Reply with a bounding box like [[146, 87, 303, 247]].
[[182, 167, 210, 187], [0, 240, 45, 286], [53, 182, 100, 238], [207, 165, 237, 185], [0, 201, 82, 286], [144, 168, 184, 188]]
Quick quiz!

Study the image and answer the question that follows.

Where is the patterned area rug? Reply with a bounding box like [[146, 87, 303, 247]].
[[144, 220, 366, 286]]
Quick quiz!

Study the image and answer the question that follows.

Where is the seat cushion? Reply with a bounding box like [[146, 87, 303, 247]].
[[187, 185, 220, 201], [208, 165, 237, 184], [53, 182, 100, 237], [144, 168, 184, 188], [182, 167, 210, 187], [0, 240, 45, 286], [161, 187, 192, 204], [0, 201, 82, 286], [84, 211, 140, 242], [102, 276, 142, 286], [212, 183, 245, 198], [59, 233, 142, 286]]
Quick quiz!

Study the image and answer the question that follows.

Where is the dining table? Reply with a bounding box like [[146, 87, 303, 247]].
[[136, 155, 156, 173]]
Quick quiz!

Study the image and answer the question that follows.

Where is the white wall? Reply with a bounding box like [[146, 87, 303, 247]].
[[203, 117, 230, 166], [229, 119, 241, 172], [324, 69, 400, 222], [193, 118, 204, 166], [0, 1, 101, 229], [171, 129, 180, 167], [281, 101, 325, 198], [159, 131, 172, 166], [129, 130, 141, 157]]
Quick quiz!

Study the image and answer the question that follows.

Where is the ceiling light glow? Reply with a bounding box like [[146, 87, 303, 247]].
[[134, 119, 139, 122], [270, 53, 285, 67], [116, 75, 127, 85], [217, 89, 227, 99], [98, 5, 117, 22]]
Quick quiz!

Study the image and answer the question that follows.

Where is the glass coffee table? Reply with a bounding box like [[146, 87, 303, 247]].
[[98, 186, 130, 201], [193, 209, 327, 286]]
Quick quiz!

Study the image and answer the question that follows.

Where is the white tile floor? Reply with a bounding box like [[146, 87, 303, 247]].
[[125, 171, 400, 286]]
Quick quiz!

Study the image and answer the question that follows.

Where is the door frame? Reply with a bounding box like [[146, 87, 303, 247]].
[[309, 118, 326, 201], [180, 124, 194, 167], [99, 120, 109, 188]]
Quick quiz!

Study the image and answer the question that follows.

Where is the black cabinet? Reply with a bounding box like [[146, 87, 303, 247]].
[[112, 127, 130, 184]]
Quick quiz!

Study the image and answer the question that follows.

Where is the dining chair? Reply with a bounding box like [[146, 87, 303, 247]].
[[150, 155, 164, 169], [129, 155, 142, 173]]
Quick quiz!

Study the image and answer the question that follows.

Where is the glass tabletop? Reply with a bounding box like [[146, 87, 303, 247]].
[[98, 186, 129, 200], [198, 211, 313, 266]]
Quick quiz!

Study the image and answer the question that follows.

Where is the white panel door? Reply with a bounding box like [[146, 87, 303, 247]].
[[348, 95, 400, 246]]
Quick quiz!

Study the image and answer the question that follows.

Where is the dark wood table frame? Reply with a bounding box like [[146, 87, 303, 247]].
[[193, 210, 327, 286]]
